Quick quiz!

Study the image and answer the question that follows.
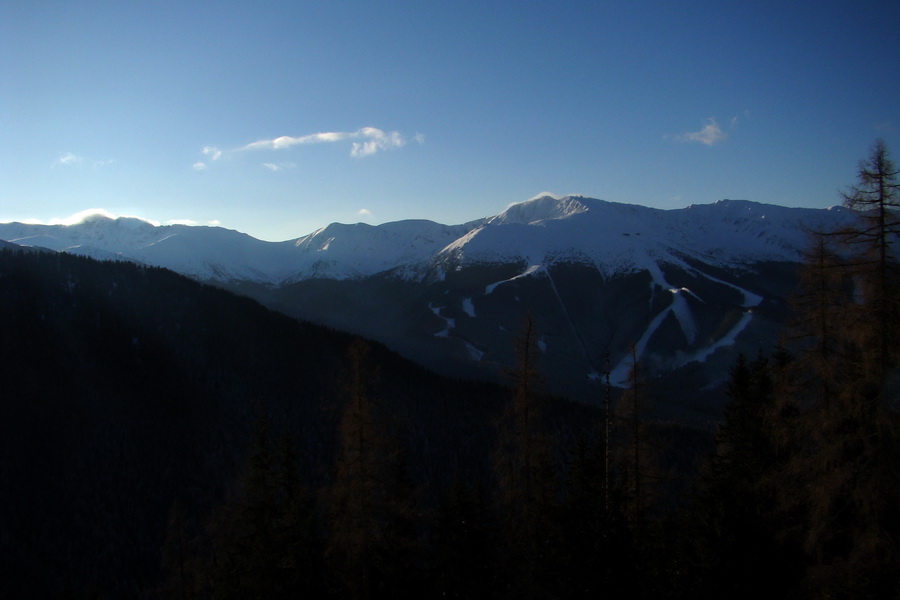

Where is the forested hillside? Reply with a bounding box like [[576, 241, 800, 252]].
[[0, 249, 606, 597]]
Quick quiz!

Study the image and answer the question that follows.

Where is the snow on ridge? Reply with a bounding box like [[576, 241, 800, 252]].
[[288, 219, 476, 281], [489, 195, 590, 226], [0, 196, 860, 285]]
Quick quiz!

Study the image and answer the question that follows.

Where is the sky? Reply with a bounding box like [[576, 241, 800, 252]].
[[2, 1, 899, 242]]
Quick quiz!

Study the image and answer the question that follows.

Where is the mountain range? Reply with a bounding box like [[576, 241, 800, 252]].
[[0, 194, 857, 411]]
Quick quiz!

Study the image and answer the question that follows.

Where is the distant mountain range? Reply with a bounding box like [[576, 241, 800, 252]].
[[1, 195, 858, 409]]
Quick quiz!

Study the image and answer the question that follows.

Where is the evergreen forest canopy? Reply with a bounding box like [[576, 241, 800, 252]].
[[0, 140, 898, 599]]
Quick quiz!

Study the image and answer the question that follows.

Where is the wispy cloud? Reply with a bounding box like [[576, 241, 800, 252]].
[[58, 152, 84, 165], [241, 127, 414, 157], [357, 208, 374, 219], [262, 162, 296, 172], [202, 146, 222, 161], [193, 145, 223, 171], [56, 152, 113, 167], [670, 116, 740, 146]]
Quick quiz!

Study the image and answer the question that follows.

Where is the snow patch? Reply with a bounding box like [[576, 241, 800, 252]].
[[429, 303, 455, 337], [462, 297, 476, 317], [465, 342, 484, 361], [669, 289, 697, 344], [693, 269, 762, 308], [485, 264, 544, 295]]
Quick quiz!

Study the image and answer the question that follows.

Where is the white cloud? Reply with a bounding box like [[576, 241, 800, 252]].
[[202, 146, 222, 161], [193, 145, 223, 170], [56, 152, 114, 167], [242, 131, 354, 151], [58, 152, 84, 165], [262, 162, 296, 172], [242, 127, 412, 157], [675, 118, 729, 146], [350, 128, 405, 157], [357, 208, 374, 219], [670, 115, 743, 147]]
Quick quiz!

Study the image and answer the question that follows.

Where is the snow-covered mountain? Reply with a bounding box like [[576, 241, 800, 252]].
[[0, 196, 853, 285], [434, 196, 853, 273], [0, 196, 858, 411]]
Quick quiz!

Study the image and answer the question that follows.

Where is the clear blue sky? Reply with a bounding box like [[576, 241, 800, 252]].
[[2, 0, 898, 241]]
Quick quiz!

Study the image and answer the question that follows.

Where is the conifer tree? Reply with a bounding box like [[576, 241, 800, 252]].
[[839, 139, 900, 378], [767, 146, 900, 595], [182, 412, 324, 600], [784, 232, 853, 409], [559, 436, 630, 598], [492, 315, 560, 600], [692, 352, 798, 599], [430, 474, 494, 598], [326, 339, 417, 600], [613, 344, 657, 530]]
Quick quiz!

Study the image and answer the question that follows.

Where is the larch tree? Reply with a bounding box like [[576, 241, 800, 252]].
[[326, 339, 417, 600], [767, 142, 900, 596], [839, 138, 900, 378], [492, 314, 560, 600], [613, 343, 658, 533]]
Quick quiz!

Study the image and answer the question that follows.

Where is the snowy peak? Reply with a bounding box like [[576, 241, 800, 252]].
[[488, 195, 591, 225], [287, 219, 477, 280]]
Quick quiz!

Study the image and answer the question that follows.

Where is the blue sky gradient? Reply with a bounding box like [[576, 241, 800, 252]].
[[2, 0, 898, 240]]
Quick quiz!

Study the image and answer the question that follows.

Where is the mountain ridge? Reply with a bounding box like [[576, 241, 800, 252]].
[[1, 196, 859, 402], [0, 196, 855, 285]]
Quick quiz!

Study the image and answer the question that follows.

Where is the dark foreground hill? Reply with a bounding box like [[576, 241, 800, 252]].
[[0, 248, 612, 597]]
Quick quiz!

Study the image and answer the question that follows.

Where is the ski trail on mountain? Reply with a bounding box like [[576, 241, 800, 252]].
[[484, 264, 543, 295], [687, 311, 754, 363], [429, 302, 455, 337], [690, 268, 762, 307]]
